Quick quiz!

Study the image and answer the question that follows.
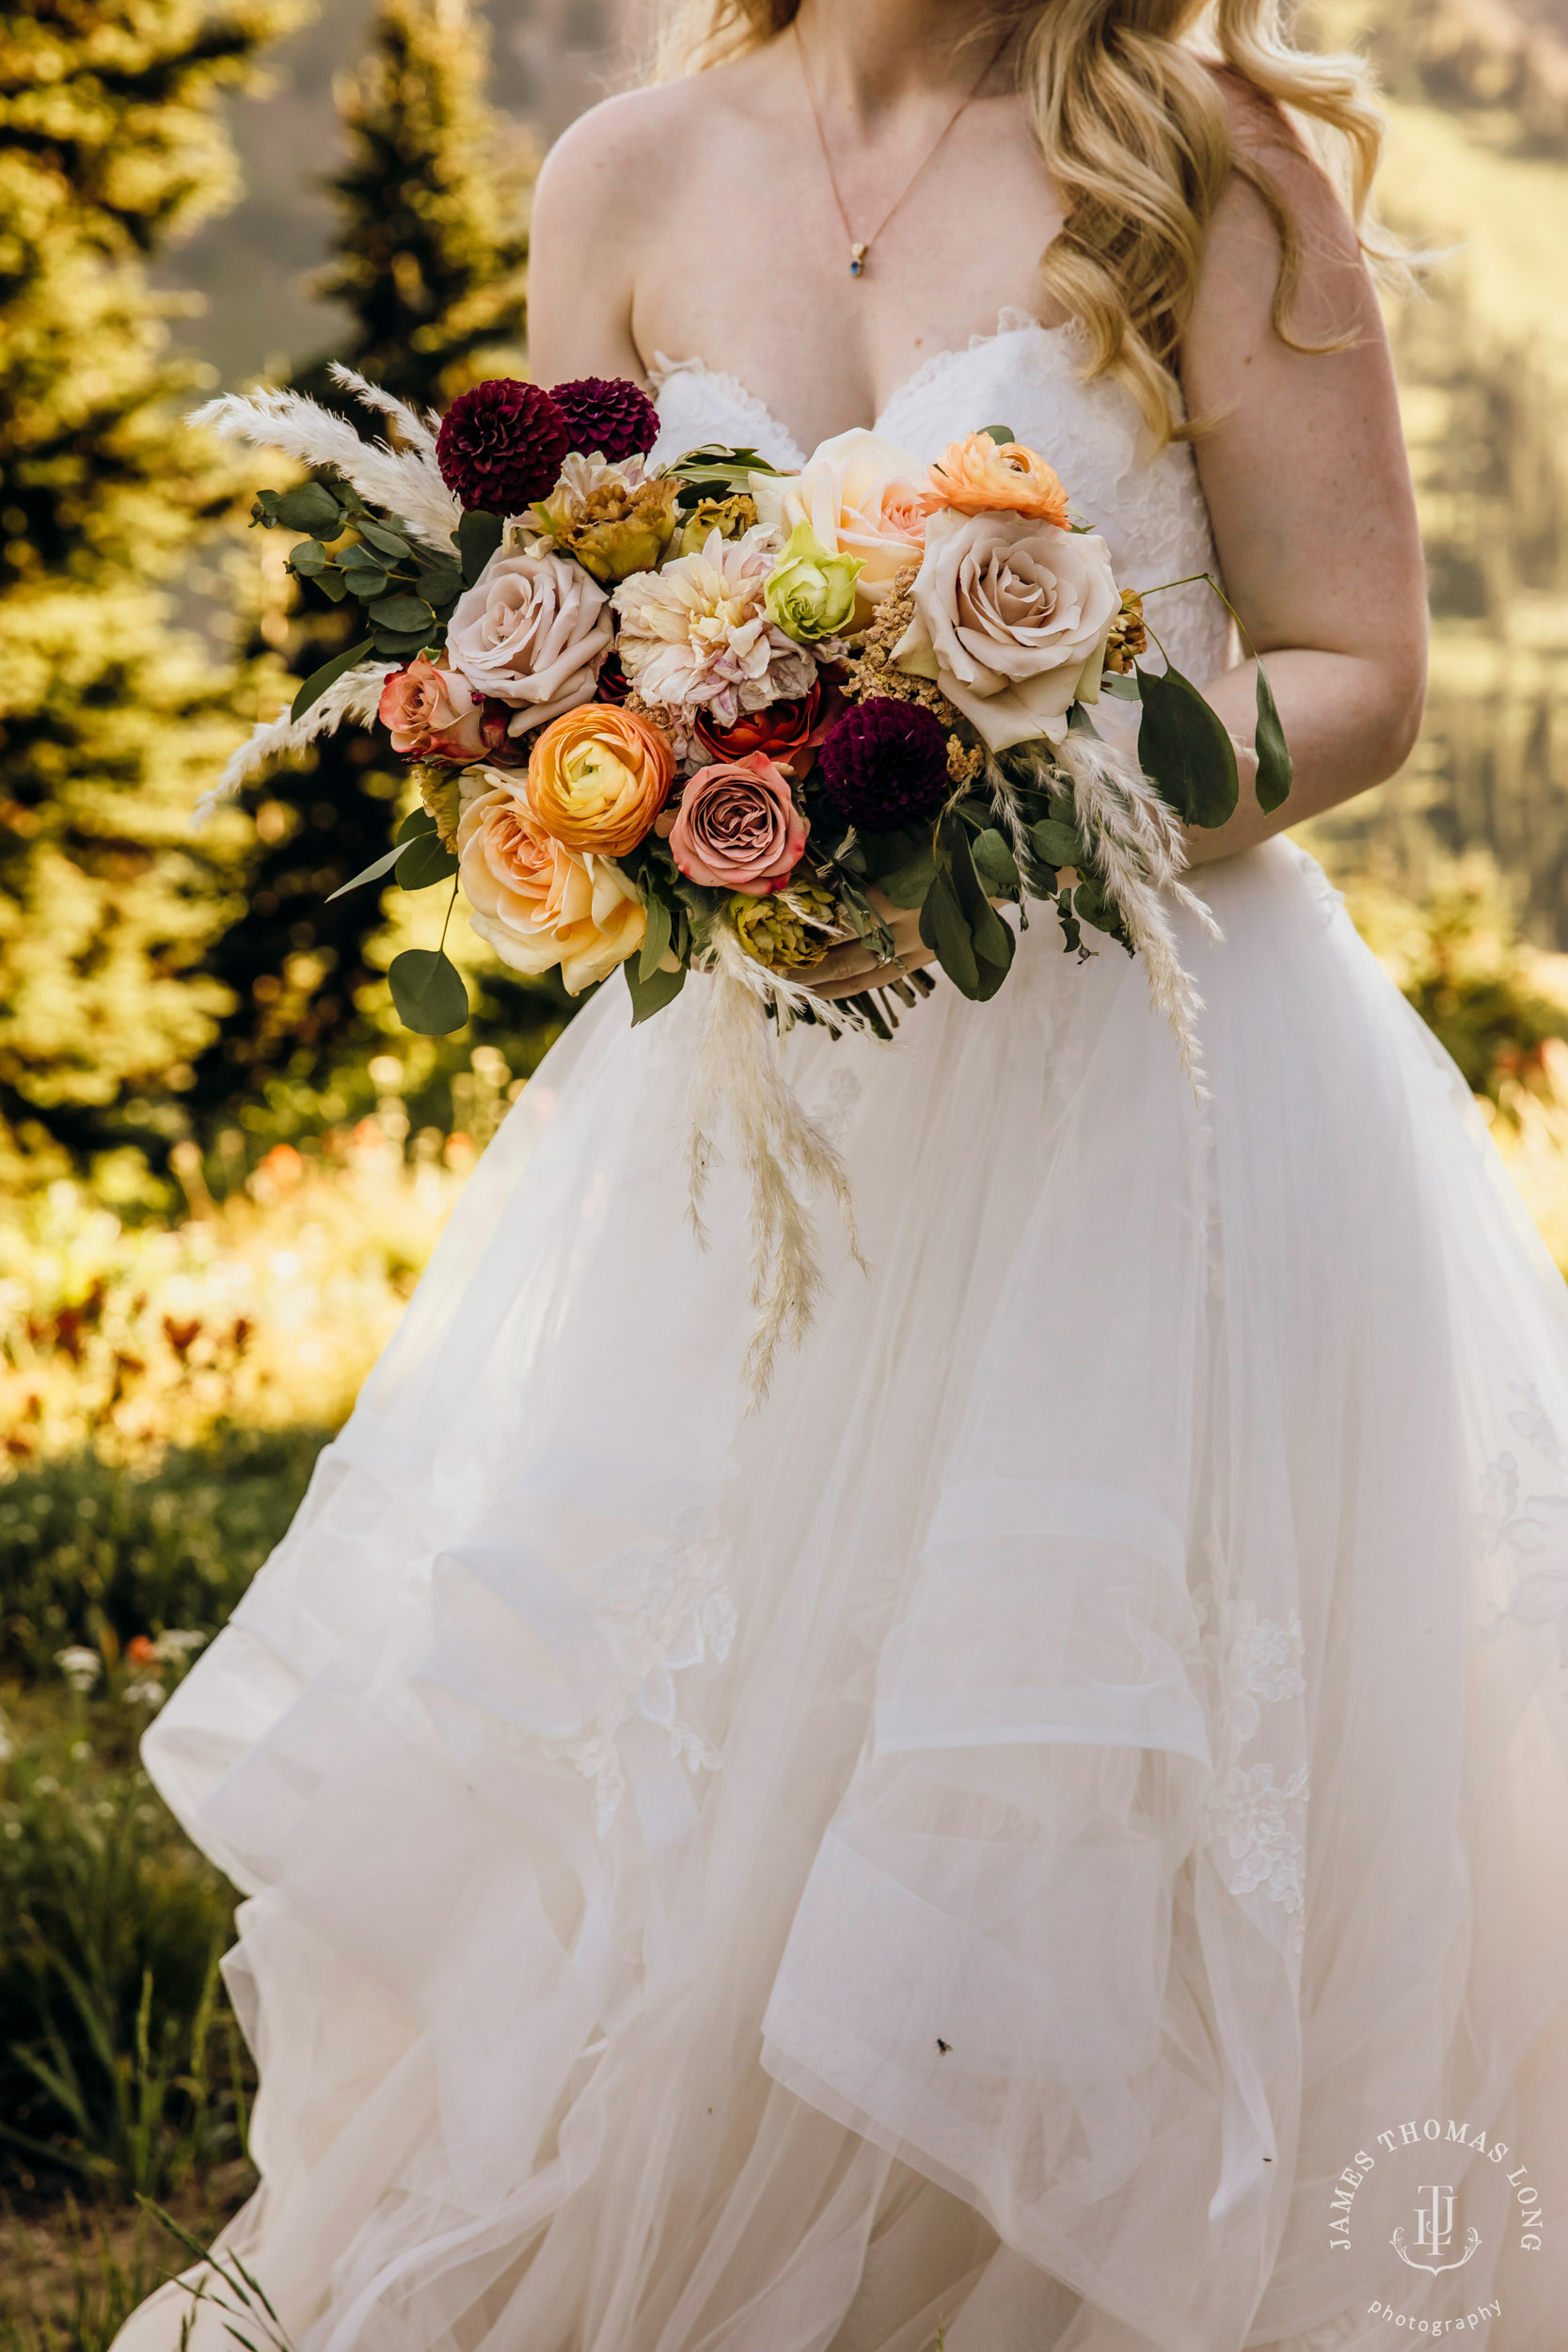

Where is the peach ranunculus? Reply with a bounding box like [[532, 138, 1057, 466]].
[[750, 429, 928, 625], [922, 433, 1071, 529], [526, 704, 675, 858], [892, 506, 1120, 753], [445, 546, 613, 735], [378, 657, 508, 761], [457, 781, 645, 993], [662, 752, 808, 895]]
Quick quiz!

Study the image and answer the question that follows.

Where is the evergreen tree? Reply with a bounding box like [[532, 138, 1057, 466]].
[[0, 0, 307, 1165], [193, 0, 553, 1124]]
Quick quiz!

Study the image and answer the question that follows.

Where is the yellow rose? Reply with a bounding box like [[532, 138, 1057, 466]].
[[526, 704, 675, 857], [457, 783, 645, 994]]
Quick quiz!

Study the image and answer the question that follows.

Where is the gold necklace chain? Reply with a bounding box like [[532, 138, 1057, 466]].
[[793, 17, 1007, 280]]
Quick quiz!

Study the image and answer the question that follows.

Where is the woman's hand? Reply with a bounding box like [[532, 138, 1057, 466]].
[[809, 882, 936, 1000]]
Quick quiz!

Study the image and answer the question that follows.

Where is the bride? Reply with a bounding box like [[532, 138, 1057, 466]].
[[115, 3, 1568, 2348]]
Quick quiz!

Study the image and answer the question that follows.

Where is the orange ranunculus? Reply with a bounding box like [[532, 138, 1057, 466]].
[[922, 433, 1071, 529], [526, 704, 675, 857]]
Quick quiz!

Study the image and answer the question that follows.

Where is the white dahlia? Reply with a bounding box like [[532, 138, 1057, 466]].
[[610, 529, 816, 730]]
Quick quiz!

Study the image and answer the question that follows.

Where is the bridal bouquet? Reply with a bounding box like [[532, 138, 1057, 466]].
[[200, 366, 1290, 1390]]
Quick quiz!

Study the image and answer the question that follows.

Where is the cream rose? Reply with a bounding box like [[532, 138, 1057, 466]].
[[457, 781, 644, 993], [751, 428, 927, 624], [892, 508, 1120, 752], [445, 548, 612, 735]]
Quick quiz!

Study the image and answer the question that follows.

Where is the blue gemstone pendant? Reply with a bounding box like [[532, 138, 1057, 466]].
[[848, 243, 867, 278]]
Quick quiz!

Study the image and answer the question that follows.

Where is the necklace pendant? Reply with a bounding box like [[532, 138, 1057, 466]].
[[848, 242, 867, 278]]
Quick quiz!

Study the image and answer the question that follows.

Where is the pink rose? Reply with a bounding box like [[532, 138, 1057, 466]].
[[663, 753, 808, 895], [379, 656, 508, 761]]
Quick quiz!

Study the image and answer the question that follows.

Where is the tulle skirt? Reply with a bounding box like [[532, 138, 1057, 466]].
[[115, 839, 1568, 2352]]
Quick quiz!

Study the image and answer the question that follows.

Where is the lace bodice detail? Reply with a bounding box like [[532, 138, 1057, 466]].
[[649, 310, 1231, 682]]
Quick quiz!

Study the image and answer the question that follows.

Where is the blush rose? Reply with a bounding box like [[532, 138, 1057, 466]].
[[892, 507, 1120, 752], [445, 547, 612, 734], [663, 753, 808, 895]]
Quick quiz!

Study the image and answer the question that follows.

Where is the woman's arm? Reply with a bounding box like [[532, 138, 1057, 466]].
[[1177, 95, 1428, 866], [525, 95, 660, 388]]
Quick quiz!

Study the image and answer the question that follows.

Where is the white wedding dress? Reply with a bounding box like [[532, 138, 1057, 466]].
[[117, 315, 1568, 2352]]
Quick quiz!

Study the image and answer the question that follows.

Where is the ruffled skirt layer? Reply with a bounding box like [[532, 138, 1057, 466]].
[[115, 841, 1568, 2352]]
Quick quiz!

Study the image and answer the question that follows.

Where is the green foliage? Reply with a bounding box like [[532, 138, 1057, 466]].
[[1340, 853, 1568, 1099], [0, 1704, 251, 2202], [0, 2201, 170, 2352], [188, 0, 557, 1124], [0, 0, 307, 1164], [313, 0, 531, 403], [0, 1428, 327, 1685]]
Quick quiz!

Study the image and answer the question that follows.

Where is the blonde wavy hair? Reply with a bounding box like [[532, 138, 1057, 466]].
[[650, 0, 1392, 445]]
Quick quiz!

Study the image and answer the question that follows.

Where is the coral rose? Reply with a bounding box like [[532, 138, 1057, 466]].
[[445, 547, 612, 733], [378, 657, 508, 762], [893, 506, 1119, 753], [458, 782, 645, 993], [527, 704, 674, 856], [664, 753, 808, 895], [750, 428, 929, 624], [691, 681, 828, 777], [923, 433, 1070, 528]]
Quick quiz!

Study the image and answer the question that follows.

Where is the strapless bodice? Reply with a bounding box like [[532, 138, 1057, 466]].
[[648, 308, 1232, 684]]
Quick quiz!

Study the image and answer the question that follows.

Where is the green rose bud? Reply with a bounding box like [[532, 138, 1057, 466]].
[[730, 883, 840, 970], [535, 475, 681, 585], [764, 522, 863, 645], [413, 761, 464, 850], [677, 493, 759, 560]]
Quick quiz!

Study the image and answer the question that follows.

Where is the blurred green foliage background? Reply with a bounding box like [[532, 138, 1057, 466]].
[[3, 0, 1568, 2332]]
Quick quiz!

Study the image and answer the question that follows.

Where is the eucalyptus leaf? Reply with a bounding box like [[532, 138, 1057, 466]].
[[397, 832, 460, 890], [398, 805, 438, 842], [356, 516, 414, 560], [275, 481, 343, 537], [1135, 660, 1239, 829], [877, 838, 938, 909], [339, 550, 388, 588], [291, 635, 375, 723], [978, 424, 1016, 445], [372, 629, 436, 659], [1031, 817, 1085, 868], [325, 841, 408, 901], [1100, 671, 1143, 702], [313, 570, 348, 603], [971, 827, 1021, 898], [947, 826, 1016, 991], [919, 866, 979, 996], [288, 539, 327, 578], [457, 510, 504, 587], [388, 947, 468, 1037], [365, 593, 434, 633], [1253, 658, 1293, 814], [638, 887, 673, 982], [626, 958, 686, 1025], [414, 563, 464, 608]]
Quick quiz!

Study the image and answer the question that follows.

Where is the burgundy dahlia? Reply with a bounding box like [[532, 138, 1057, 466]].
[[436, 378, 569, 512], [817, 698, 950, 831], [549, 375, 660, 464]]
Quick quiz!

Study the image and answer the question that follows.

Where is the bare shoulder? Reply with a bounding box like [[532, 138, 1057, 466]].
[[529, 61, 776, 380], [532, 60, 768, 231], [1196, 65, 1372, 345]]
